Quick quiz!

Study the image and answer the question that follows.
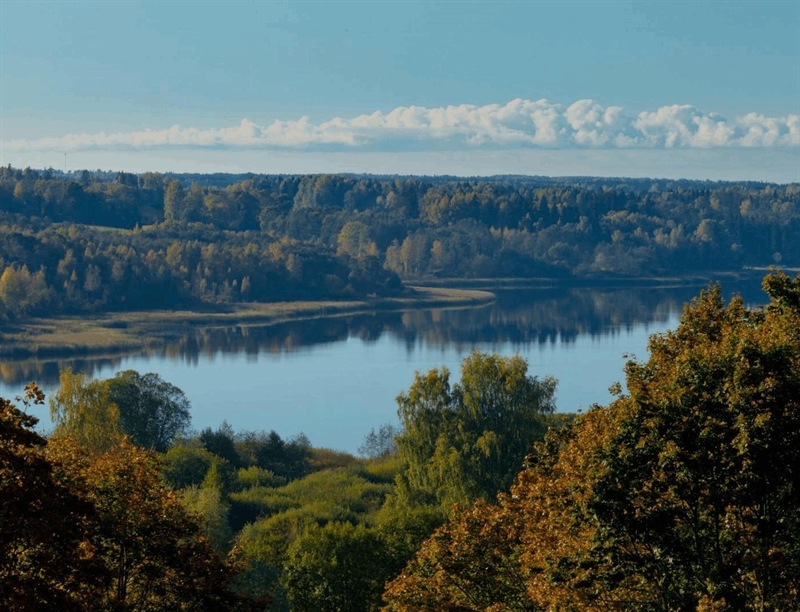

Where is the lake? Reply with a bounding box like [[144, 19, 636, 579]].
[[0, 279, 768, 454]]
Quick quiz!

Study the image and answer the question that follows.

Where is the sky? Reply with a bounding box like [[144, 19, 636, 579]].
[[1, 0, 798, 182]]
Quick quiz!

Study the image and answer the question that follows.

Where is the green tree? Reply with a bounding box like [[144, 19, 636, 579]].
[[49, 368, 122, 454], [163, 179, 185, 222], [357, 423, 400, 459], [161, 442, 218, 489], [106, 370, 191, 452], [395, 351, 556, 509], [200, 421, 240, 466], [181, 484, 233, 555], [283, 522, 388, 612]]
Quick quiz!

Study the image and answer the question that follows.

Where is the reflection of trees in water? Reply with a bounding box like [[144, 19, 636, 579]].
[[0, 317, 386, 387], [393, 289, 665, 352], [0, 356, 138, 389], [392, 282, 765, 351], [0, 282, 767, 387]]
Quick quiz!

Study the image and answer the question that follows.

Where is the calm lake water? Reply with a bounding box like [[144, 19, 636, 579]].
[[0, 280, 767, 454]]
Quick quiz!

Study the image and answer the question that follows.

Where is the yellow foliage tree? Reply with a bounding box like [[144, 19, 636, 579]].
[[0, 264, 50, 317], [49, 368, 122, 454]]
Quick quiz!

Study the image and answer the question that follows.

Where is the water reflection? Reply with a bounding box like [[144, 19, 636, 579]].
[[0, 281, 767, 388]]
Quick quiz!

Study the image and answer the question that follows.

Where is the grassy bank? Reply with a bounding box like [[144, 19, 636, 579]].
[[0, 286, 495, 359]]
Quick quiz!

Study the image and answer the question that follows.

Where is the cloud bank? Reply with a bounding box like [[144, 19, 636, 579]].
[[5, 99, 799, 153]]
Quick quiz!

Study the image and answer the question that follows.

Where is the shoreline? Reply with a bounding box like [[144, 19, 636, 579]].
[[0, 270, 772, 360], [0, 286, 495, 360], [409, 269, 769, 290]]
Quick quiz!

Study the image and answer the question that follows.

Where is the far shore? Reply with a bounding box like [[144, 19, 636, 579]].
[[0, 270, 774, 360], [409, 269, 769, 290], [0, 286, 495, 359]]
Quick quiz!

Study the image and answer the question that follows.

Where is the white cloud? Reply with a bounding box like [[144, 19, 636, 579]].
[[564, 99, 628, 146], [4, 99, 798, 153]]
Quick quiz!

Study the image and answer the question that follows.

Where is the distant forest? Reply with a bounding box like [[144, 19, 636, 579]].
[[0, 165, 797, 318]]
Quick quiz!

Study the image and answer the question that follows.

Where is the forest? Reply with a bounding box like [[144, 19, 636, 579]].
[[0, 166, 798, 320], [2, 271, 800, 610]]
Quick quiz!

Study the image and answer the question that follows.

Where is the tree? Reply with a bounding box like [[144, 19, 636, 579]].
[[47, 438, 249, 611], [382, 499, 530, 612], [161, 442, 218, 489], [181, 484, 233, 555], [50, 368, 122, 454], [50, 368, 191, 452], [336, 221, 377, 260], [282, 522, 388, 612], [1, 384, 108, 610], [0, 264, 50, 317], [106, 370, 191, 453], [395, 351, 556, 508], [383, 405, 609, 611], [199, 421, 239, 466], [357, 423, 400, 459], [580, 278, 800, 609], [234, 429, 311, 481]]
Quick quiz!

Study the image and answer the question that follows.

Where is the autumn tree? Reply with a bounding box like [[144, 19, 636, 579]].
[[579, 276, 800, 609], [382, 498, 531, 611], [336, 220, 377, 260], [49, 368, 123, 454], [47, 438, 250, 611], [0, 384, 108, 611], [0, 264, 50, 317]]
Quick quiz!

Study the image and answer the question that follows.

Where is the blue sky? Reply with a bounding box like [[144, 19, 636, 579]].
[[1, 0, 798, 181]]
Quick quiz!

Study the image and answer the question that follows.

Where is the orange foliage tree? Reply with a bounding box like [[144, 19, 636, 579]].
[[0, 384, 107, 611], [46, 437, 251, 611]]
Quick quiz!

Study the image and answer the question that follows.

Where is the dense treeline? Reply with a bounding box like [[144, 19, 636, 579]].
[[0, 168, 404, 319], [0, 166, 798, 319], [0, 216, 400, 318]]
